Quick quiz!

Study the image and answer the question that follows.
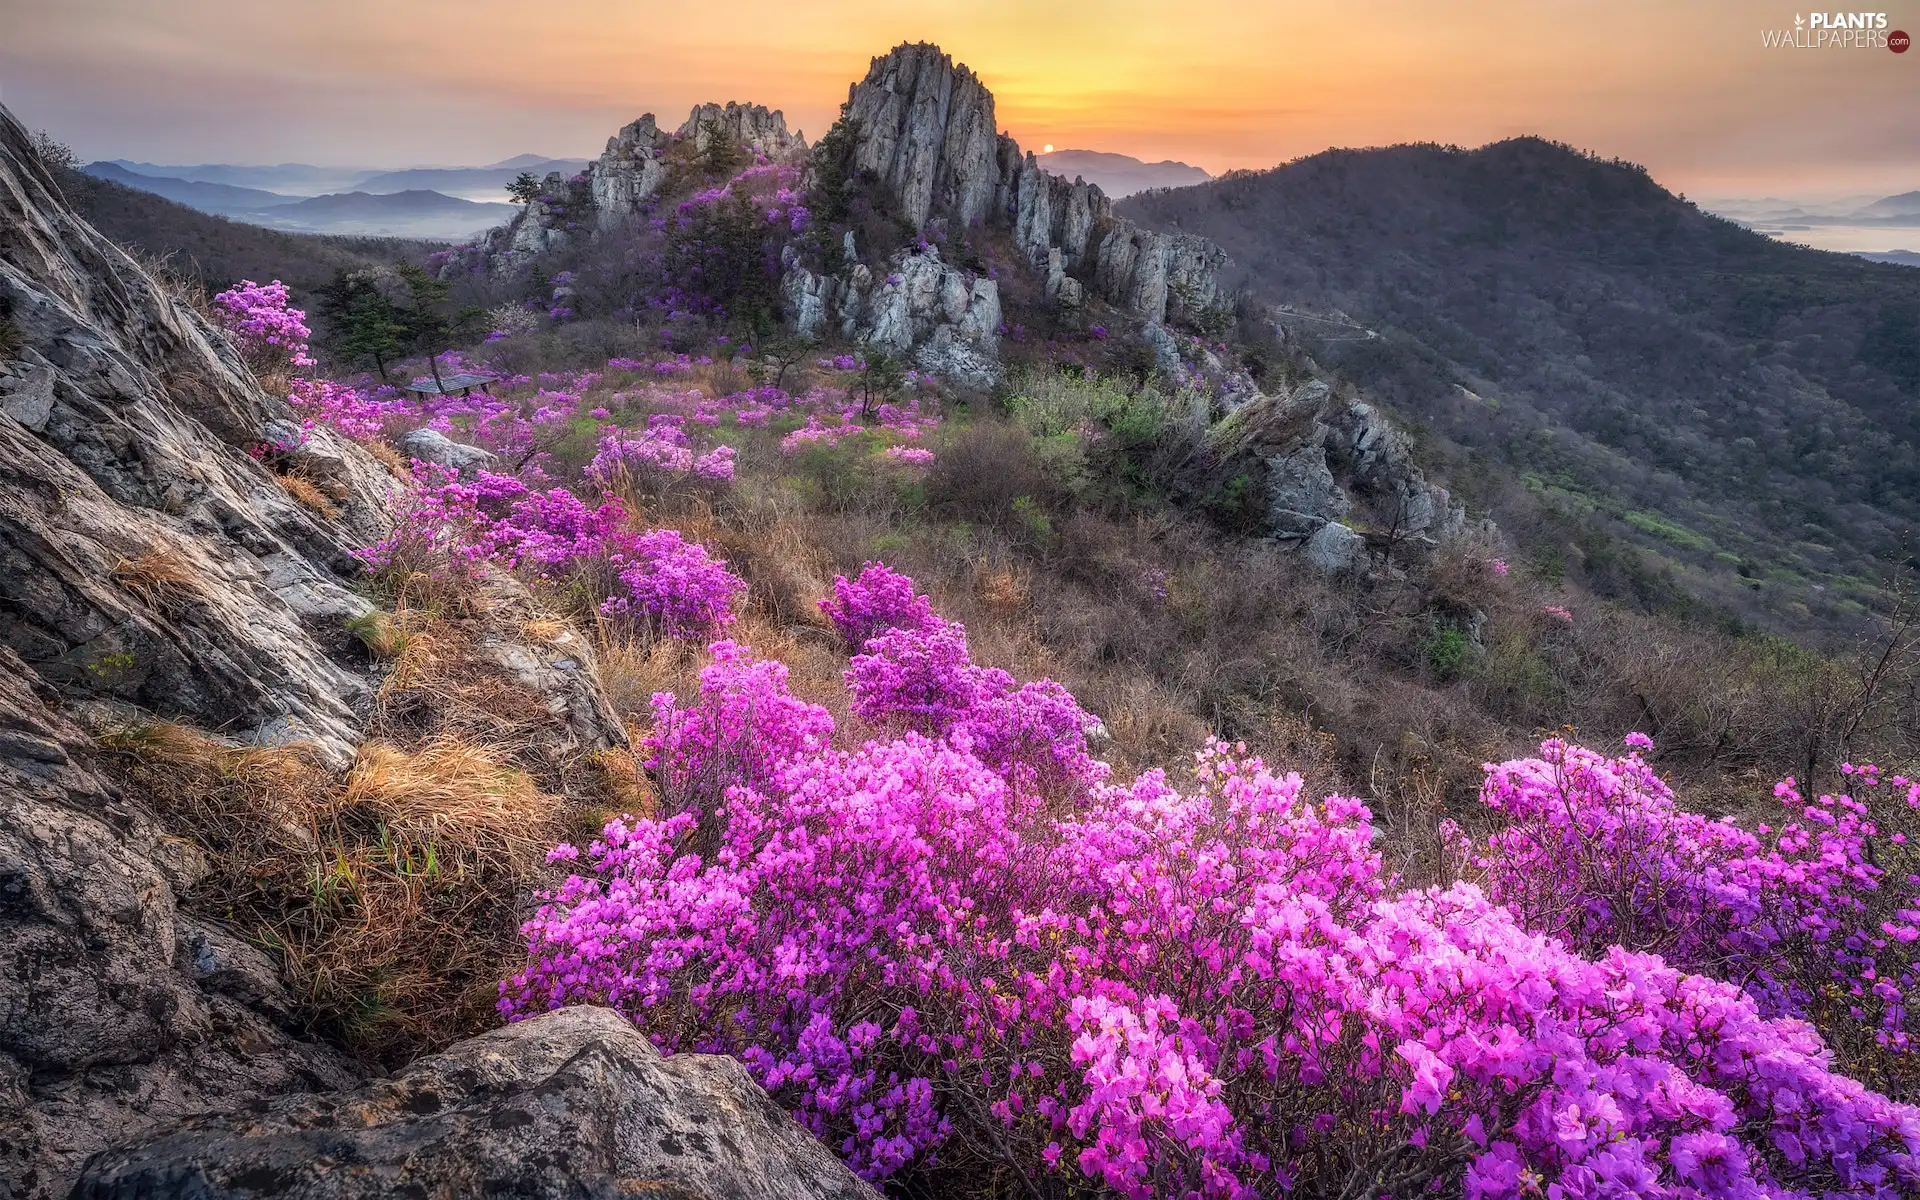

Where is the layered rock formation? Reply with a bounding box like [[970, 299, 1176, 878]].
[[1212, 374, 1477, 568], [0, 102, 391, 1197], [782, 242, 1002, 387], [592, 114, 672, 230], [0, 105, 389, 767], [0, 105, 638, 1198], [0, 641, 363, 1200], [836, 42, 1228, 326], [77, 1007, 879, 1200], [677, 101, 806, 163]]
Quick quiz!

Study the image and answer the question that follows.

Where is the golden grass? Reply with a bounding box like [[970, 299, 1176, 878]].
[[361, 438, 410, 477], [98, 718, 568, 1066], [111, 547, 205, 614], [342, 737, 557, 872], [274, 472, 339, 518]]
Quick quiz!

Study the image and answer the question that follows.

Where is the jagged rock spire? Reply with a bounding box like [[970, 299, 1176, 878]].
[[842, 41, 1226, 326]]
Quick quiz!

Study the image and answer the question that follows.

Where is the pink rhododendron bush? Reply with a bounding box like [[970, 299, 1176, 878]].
[[499, 569, 1920, 1199], [1453, 738, 1920, 1066]]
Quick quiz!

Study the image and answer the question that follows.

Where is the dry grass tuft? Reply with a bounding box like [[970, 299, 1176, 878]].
[[973, 557, 1032, 614], [361, 438, 410, 477], [274, 472, 339, 518], [98, 719, 567, 1066], [111, 547, 205, 614], [342, 737, 558, 871], [595, 625, 701, 720]]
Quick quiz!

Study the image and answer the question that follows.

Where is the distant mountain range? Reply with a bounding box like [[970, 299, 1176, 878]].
[[1697, 188, 1920, 259], [81, 160, 534, 239], [1034, 150, 1210, 198]]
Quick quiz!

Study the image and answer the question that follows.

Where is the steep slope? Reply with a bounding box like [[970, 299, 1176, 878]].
[[1118, 137, 1920, 627], [1, 101, 394, 1197]]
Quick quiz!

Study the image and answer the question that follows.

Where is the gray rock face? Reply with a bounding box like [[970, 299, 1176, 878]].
[[592, 114, 671, 228], [0, 647, 362, 1200], [75, 1006, 881, 1200], [0, 103, 391, 770], [677, 102, 806, 162], [841, 42, 1225, 326], [1304, 521, 1366, 574], [1265, 446, 1351, 539], [843, 42, 1003, 232], [395, 426, 501, 478], [782, 245, 1001, 385]]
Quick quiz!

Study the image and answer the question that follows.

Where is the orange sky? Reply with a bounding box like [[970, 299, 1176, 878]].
[[2, 0, 1916, 196]]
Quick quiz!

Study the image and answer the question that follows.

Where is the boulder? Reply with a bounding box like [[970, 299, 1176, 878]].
[[1304, 521, 1367, 574], [75, 1006, 881, 1200], [395, 426, 500, 477]]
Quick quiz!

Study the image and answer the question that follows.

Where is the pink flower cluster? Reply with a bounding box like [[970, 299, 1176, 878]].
[[355, 465, 743, 637], [504, 567, 1920, 1196], [883, 445, 935, 467], [817, 561, 935, 646], [600, 528, 746, 638], [1454, 736, 1920, 1052], [644, 640, 835, 814], [589, 426, 738, 490], [211, 278, 316, 372]]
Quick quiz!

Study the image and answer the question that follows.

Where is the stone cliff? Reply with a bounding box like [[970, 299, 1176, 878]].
[[838, 42, 1228, 327]]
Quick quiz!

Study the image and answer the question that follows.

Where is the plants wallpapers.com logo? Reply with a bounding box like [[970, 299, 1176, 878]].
[[1761, 11, 1909, 48]]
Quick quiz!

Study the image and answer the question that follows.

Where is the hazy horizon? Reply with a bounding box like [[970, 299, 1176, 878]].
[[4, 0, 1917, 199]]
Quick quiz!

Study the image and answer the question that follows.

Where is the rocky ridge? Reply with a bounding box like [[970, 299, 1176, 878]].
[[837, 42, 1228, 326], [0, 101, 393, 1197]]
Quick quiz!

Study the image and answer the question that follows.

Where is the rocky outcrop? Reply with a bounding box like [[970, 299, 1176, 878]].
[[75, 1006, 881, 1200], [395, 426, 501, 477], [838, 43, 1227, 326], [1196, 365, 1479, 569], [592, 114, 672, 229], [0, 103, 391, 768], [843, 43, 1003, 232], [678, 102, 806, 162], [0, 99, 400, 1198], [0, 642, 362, 1200], [782, 243, 1002, 388]]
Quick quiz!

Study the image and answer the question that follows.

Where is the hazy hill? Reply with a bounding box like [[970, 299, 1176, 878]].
[[82, 160, 304, 214], [353, 158, 589, 199], [1035, 148, 1210, 198], [55, 167, 436, 304], [1855, 190, 1920, 219], [97, 158, 371, 194], [245, 188, 515, 235], [75, 164, 515, 239], [1118, 137, 1920, 627]]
